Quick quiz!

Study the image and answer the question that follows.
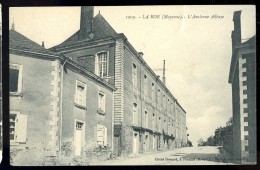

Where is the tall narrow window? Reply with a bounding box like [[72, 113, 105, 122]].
[[10, 64, 23, 94], [144, 111, 148, 128], [152, 113, 155, 130], [157, 89, 160, 104], [98, 92, 105, 113], [133, 103, 137, 125], [144, 75, 147, 97], [132, 63, 137, 87], [158, 117, 161, 132], [97, 124, 107, 147], [152, 83, 155, 103], [75, 80, 87, 107], [10, 111, 28, 144], [96, 52, 109, 77]]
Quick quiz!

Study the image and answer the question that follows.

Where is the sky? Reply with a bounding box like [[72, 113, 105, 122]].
[[10, 6, 256, 146]]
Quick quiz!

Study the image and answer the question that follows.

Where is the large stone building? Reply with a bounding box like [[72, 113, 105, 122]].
[[51, 6, 187, 156], [228, 11, 256, 164], [9, 6, 187, 164], [9, 28, 115, 165]]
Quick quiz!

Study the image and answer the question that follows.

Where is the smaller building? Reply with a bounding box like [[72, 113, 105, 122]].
[[228, 11, 256, 164], [9, 29, 115, 165]]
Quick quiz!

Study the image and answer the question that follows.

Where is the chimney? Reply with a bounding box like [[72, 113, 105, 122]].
[[138, 52, 143, 58], [79, 6, 94, 40], [162, 60, 166, 85], [42, 41, 45, 48], [231, 11, 242, 49]]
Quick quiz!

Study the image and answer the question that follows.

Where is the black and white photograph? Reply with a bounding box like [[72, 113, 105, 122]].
[[8, 5, 256, 166]]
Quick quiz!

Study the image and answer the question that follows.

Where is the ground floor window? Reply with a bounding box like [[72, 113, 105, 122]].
[[10, 111, 28, 144], [97, 124, 107, 147]]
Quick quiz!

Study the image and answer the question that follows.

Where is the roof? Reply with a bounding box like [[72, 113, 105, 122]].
[[10, 30, 45, 51], [50, 13, 118, 50], [9, 29, 116, 91], [228, 35, 256, 83]]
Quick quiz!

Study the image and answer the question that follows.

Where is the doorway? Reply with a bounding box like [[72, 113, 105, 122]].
[[133, 131, 139, 154]]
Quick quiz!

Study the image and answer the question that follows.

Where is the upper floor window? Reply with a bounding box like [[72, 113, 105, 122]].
[[151, 83, 155, 103], [98, 92, 106, 113], [144, 75, 147, 96], [144, 111, 148, 128], [157, 89, 160, 104], [133, 103, 138, 125], [96, 52, 109, 77], [132, 63, 137, 87], [74, 80, 87, 107], [152, 113, 156, 130], [10, 64, 23, 94]]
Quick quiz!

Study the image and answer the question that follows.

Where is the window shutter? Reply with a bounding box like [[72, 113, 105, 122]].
[[103, 126, 107, 146], [97, 124, 104, 145], [16, 114, 28, 143]]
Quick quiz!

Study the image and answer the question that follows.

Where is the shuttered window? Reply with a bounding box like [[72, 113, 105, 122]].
[[74, 80, 87, 107], [97, 124, 107, 147], [10, 112, 28, 144]]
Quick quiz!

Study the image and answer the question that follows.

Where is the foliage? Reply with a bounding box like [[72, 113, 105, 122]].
[[187, 139, 193, 147], [198, 118, 233, 147]]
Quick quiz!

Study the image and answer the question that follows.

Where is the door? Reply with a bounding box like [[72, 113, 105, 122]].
[[75, 121, 84, 156], [133, 131, 139, 154]]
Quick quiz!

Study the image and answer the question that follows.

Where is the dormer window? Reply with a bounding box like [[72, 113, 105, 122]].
[[96, 52, 109, 77]]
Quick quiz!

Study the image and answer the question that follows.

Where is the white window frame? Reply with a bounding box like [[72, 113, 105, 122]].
[[98, 91, 106, 112], [95, 51, 109, 77], [74, 80, 87, 108], [9, 63, 23, 95]]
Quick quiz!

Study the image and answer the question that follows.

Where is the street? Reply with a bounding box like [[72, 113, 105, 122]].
[[91, 146, 235, 165]]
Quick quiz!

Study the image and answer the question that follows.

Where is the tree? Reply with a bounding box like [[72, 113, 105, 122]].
[[197, 138, 205, 146], [187, 140, 193, 147]]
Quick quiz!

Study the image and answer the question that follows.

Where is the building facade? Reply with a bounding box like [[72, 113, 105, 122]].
[[51, 6, 187, 157], [9, 29, 115, 165], [228, 11, 256, 164]]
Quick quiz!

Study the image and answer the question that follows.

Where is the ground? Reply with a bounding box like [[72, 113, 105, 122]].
[[90, 146, 236, 165]]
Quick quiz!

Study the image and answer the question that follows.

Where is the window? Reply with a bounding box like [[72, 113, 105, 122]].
[[98, 92, 105, 112], [152, 83, 155, 103], [10, 111, 28, 144], [96, 52, 109, 77], [76, 121, 84, 130], [157, 89, 160, 104], [97, 124, 107, 147], [133, 103, 137, 125], [10, 64, 23, 94], [144, 75, 147, 96], [144, 111, 148, 128], [74, 80, 87, 107], [152, 113, 156, 130], [168, 118, 171, 134], [158, 117, 161, 131], [132, 63, 137, 87]]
